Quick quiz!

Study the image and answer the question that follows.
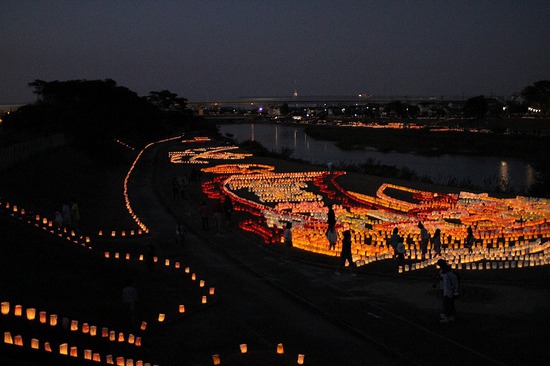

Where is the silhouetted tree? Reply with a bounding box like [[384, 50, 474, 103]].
[[463, 95, 488, 119], [521, 80, 550, 116], [147, 90, 188, 112]]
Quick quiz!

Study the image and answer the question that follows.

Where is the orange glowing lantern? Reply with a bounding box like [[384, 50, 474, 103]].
[[118, 332, 125, 342], [165, 259, 170, 266], [14, 335, 23, 346], [212, 354, 221, 365], [140, 321, 147, 331], [93, 353, 101, 362], [158, 313, 165, 322], [179, 305, 185, 313], [102, 327, 109, 337], [175, 262, 180, 268], [39, 311, 46, 323], [135, 337, 142, 347], [126, 359, 134, 366], [70, 346, 78, 357], [70, 320, 78, 331], [84, 349, 92, 360], [116, 357, 124, 366], [26, 308, 36, 320], [200, 280, 205, 287], [115, 252, 120, 259], [126, 253, 131, 260], [82, 323, 89, 333], [109, 331, 116, 341], [31, 338, 39, 349], [128, 334, 135, 344], [60, 343, 68, 355], [209, 287, 215, 295], [1, 302, 9, 315], [50, 314, 58, 326], [277, 343, 284, 354], [191, 273, 196, 280], [202, 296, 207, 304], [14, 305, 22, 316], [240, 343, 247, 353], [44, 342, 52, 352], [106, 355, 113, 364], [4, 332, 13, 344], [105, 252, 110, 258]]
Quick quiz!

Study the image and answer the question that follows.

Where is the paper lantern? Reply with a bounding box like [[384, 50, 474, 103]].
[[31, 338, 39, 349], [191, 273, 196, 281], [71, 320, 78, 331], [90, 325, 97, 336], [4, 332, 13, 344], [298, 354, 305, 364], [140, 321, 147, 331], [84, 349, 92, 360], [115, 252, 120, 259], [50, 314, 58, 326], [128, 334, 135, 344], [277, 343, 284, 354], [118, 332, 125, 342], [39, 311, 47, 323], [116, 357, 125, 366], [60, 343, 68, 355], [14, 335, 23, 346], [212, 354, 221, 365], [175, 262, 180, 268], [102, 327, 109, 337], [44, 342, 52, 352], [82, 323, 89, 333], [93, 353, 101, 362], [1, 302, 9, 315], [106, 355, 113, 364], [126, 253, 130, 260], [240, 343, 247, 353], [165, 259, 170, 266], [179, 305, 185, 313], [158, 313, 165, 322], [70, 346, 78, 357], [110, 331, 116, 341], [202, 296, 207, 304], [200, 280, 205, 287], [139, 254, 144, 261], [135, 337, 142, 347], [14, 305, 22, 316], [126, 360, 134, 366], [209, 287, 215, 295]]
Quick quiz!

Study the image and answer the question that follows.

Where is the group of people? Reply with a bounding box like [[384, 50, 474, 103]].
[[54, 198, 80, 233], [198, 196, 233, 233]]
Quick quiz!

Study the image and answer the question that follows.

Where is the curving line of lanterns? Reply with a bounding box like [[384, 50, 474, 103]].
[[211, 342, 305, 365]]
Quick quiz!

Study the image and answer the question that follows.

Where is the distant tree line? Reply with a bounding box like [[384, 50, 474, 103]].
[[1, 79, 217, 149]]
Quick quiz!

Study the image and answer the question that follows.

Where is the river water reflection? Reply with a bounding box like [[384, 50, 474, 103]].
[[219, 123, 535, 193]]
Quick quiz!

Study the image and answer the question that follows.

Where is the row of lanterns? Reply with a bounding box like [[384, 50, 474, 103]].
[[211, 343, 305, 365]]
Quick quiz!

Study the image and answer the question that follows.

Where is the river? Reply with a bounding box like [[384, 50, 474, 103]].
[[218, 123, 536, 193]]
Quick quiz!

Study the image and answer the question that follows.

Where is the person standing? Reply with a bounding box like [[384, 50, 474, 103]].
[[325, 226, 337, 250], [61, 201, 72, 232], [122, 282, 138, 323], [199, 201, 211, 231], [327, 204, 336, 230], [418, 222, 430, 259], [70, 198, 80, 232], [432, 228, 442, 257], [284, 222, 293, 260], [335, 230, 356, 276], [465, 226, 475, 253], [175, 222, 185, 246], [389, 227, 401, 258], [436, 259, 458, 322]]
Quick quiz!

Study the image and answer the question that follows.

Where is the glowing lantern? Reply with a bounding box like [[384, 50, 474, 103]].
[[179, 305, 185, 313], [212, 354, 221, 365], [126, 360, 134, 366], [99, 230, 103, 236], [70, 346, 78, 357], [90, 325, 97, 336], [298, 354, 305, 364], [202, 296, 207, 304], [209, 287, 215, 295], [44, 342, 52, 352], [14, 305, 22, 316], [115, 252, 120, 259], [71, 320, 78, 331], [126, 253, 130, 260], [111, 231, 116, 237], [26, 308, 36, 320], [4, 332, 13, 344], [116, 357, 124, 366], [60, 343, 68, 355], [39, 311, 47, 323], [31, 338, 39, 349], [154, 256, 158, 263], [93, 353, 101, 362], [139, 254, 144, 261], [118, 332, 125, 342], [82, 323, 89, 333], [110, 331, 116, 341], [165, 259, 170, 266], [277, 343, 284, 354], [105, 252, 110, 258], [185, 267, 190, 273], [102, 327, 109, 337], [200, 280, 205, 287], [50, 314, 58, 326], [240, 343, 247, 353], [128, 334, 135, 344], [191, 273, 196, 281], [14, 335, 23, 346], [106, 355, 113, 364], [84, 349, 92, 360], [135, 337, 142, 347], [175, 262, 180, 268], [140, 321, 147, 331], [158, 313, 165, 322], [1, 302, 9, 315]]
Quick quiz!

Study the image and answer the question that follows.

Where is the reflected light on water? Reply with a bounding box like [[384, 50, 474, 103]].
[[499, 161, 509, 192]]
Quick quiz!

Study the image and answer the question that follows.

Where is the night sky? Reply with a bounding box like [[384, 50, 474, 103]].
[[1, 1, 549, 103]]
